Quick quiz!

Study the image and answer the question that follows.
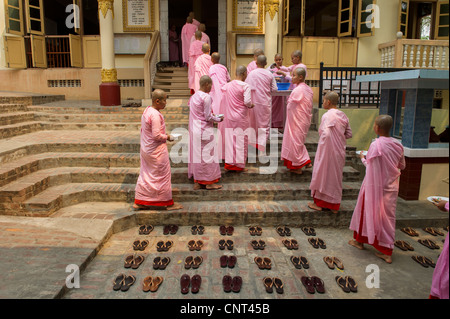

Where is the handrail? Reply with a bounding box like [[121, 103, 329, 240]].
[[144, 31, 161, 99], [227, 32, 236, 80]]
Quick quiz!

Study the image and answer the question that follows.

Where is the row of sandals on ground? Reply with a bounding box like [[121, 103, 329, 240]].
[[132, 47, 449, 299]]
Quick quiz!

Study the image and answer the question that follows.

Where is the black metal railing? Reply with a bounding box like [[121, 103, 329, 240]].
[[319, 62, 408, 108]]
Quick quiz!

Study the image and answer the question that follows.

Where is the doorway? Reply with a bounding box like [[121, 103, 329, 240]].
[[161, 0, 226, 64]]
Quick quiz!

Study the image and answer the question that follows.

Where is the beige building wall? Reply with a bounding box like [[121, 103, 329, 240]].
[[357, 0, 399, 67], [419, 164, 449, 200], [0, 2, 7, 69]]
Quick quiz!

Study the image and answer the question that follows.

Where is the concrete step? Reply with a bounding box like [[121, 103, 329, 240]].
[[34, 113, 189, 123], [153, 84, 190, 90], [154, 77, 189, 83], [0, 104, 29, 113], [0, 121, 43, 139], [0, 112, 35, 125]]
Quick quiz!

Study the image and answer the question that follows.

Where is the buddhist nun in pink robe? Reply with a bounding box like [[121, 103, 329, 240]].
[[281, 67, 313, 174], [190, 24, 210, 45], [247, 48, 264, 75], [134, 90, 182, 211], [209, 52, 231, 115], [189, 12, 201, 27], [245, 55, 278, 152], [194, 44, 213, 92], [181, 17, 198, 64], [349, 115, 406, 264], [268, 54, 289, 129], [188, 75, 223, 189], [280, 50, 308, 90], [188, 31, 206, 92], [218, 65, 254, 172], [309, 92, 352, 213], [430, 201, 449, 299]]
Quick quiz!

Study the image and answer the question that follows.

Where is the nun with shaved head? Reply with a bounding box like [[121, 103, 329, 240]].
[[349, 114, 406, 264]]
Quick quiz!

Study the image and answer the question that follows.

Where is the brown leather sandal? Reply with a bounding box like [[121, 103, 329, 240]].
[[263, 277, 274, 293], [185, 256, 194, 269], [255, 257, 265, 270], [323, 256, 335, 269], [192, 256, 203, 269], [333, 257, 344, 270], [150, 276, 163, 292]]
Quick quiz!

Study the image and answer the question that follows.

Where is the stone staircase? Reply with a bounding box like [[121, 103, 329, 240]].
[[0, 95, 365, 226], [152, 67, 191, 99]]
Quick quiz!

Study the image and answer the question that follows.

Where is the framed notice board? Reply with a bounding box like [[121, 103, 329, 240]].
[[232, 0, 264, 33], [236, 35, 265, 55], [122, 0, 155, 32]]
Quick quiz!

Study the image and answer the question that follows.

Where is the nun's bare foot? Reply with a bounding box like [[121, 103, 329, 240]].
[[306, 163, 313, 169], [193, 183, 202, 190], [206, 184, 223, 190], [308, 202, 322, 211], [348, 240, 365, 250], [166, 203, 183, 211], [291, 169, 303, 175], [375, 252, 393, 264], [331, 210, 339, 214]]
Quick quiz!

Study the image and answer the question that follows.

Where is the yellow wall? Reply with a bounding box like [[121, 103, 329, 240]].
[[318, 108, 379, 151], [419, 164, 449, 200], [0, 2, 7, 68], [357, 0, 399, 67]]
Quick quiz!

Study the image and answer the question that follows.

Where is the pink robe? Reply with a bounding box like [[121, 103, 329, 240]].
[[310, 109, 352, 207], [245, 68, 278, 151], [134, 107, 173, 206], [188, 91, 222, 183], [194, 54, 213, 92], [218, 80, 253, 169], [247, 61, 257, 74], [268, 65, 289, 129], [281, 82, 314, 168], [193, 19, 201, 27], [169, 29, 180, 62], [181, 23, 198, 64], [190, 32, 210, 46], [209, 64, 231, 115], [286, 63, 308, 89], [349, 137, 406, 250], [431, 217, 449, 299], [188, 40, 205, 90]]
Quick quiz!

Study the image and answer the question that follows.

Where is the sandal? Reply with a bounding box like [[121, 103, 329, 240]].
[[263, 257, 272, 270], [131, 255, 145, 270], [346, 276, 358, 293], [133, 240, 142, 251], [291, 256, 302, 269], [308, 237, 320, 249], [419, 239, 439, 250], [124, 255, 134, 269], [192, 256, 203, 269], [255, 257, 265, 270], [318, 238, 327, 249], [412, 255, 429, 268], [300, 256, 310, 269], [395, 240, 408, 251], [333, 257, 344, 270], [263, 277, 274, 293], [323, 256, 335, 269], [164, 241, 173, 252], [113, 274, 126, 291], [403, 241, 415, 251], [335, 276, 351, 293], [197, 225, 205, 235], [139, 240, 149, 251], [226, 240, 233, 250], [185, 256, 194, 269], [290, 239, 299, 250], [188, 240, 197, 251], [311, 276, 325, 294], [302, 227, 316, 236], [255, 226, 263, 236], [251, 240, 260, 250], [301, 276, 315, 294], [424, 257, 436, 268], [121, 275, 136, 292], [218, 239, 226, 250], [423, 227, 444, 237], [150, 276, 163, 292], [153, 257, 161, 270], [273, 278, 284, 294], [156, 241, 165, 252], [249, 227, 256, 236], [401, 227, 419, 237], [143, 276, 153, 293], [159, 257, 170, 270]]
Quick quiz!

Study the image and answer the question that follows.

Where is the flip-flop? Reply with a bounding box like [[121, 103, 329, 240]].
[[423, 227, 444, 236], [255, 257, 265, 270], [346, 276, 358, 293], [291, 256, 302, 269], [318, 238, 327, 249], [301, 276, 315, 294], [401, 227, 419, 237], [150, 276, 163, 293], [263, 277, 274, 293], [121, 275, 136, 292], [323, 256, 335, 269], [308, 238, 320, 249], [419, 239, 440, 250], [159, 257, 171, 270], [395, 240, 408, 251], [124, 255, 134, 268], [333, 257, 344, 270], [113, 274, 126, 291], [138, 225, 147, 235], [412, 255, 429, 268], [403, 241, 415, 251], [335, 276, 351, 293], [131, 255, 145, 270], [299, 256, 310, 269], [424, 257, 436, 268], [311, 276, 325, 294], [273, 278, 284, 294]]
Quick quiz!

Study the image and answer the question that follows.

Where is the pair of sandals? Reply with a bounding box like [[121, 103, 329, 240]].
[[263, 277, 284, 294], [163, 224, 179, 235], [276, 226, 291, 237], [254, 257, 272, 270], [290, 256, 309, 269], [418, 239, 440, 250], [156, 240, 173, 252], [251, 240, 266, 250], [138, 225, 154, 235], [219, 239, 234, 250], [401, 227, 419, 237], [184, 256, 203, 269], [153, 257, 171, 270], [249, 226, 263, 236], [301, 227, 316, 236], [220, 255, 237, 268], [423, 227, 445, 236], [191, 225, 205, 235], [188, 240, 204, 251], [412, 255, 436, 268], [124, 254, 145, 270], [323, 256, 344, 270], [180, 274, 202, 294], [219, 225, 235, 236], [301, 276, 325, 294], [308, 237, 326, 249], [133, 240, 149, 251], [113, 274, 136, 292], [223, 275, 243, 293], [142, 276, 163, 293], [282, 239, 299, 250], [394, 240, 415, 251], [335, 276, 358, 293]]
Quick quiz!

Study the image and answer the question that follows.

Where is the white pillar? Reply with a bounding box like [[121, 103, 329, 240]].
[[264, 0, 280, 63]]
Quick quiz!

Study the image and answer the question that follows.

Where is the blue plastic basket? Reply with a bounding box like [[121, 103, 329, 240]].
[[277, 82, 291, 91]]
